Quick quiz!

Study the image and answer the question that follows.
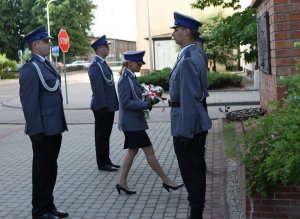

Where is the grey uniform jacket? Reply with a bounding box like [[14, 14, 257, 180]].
[[19, 54, 68, 136], [117, 68, 149, 131], [169, 44, 212, 139], [198, 47, 209, 98], [88, 56, 119, 112]]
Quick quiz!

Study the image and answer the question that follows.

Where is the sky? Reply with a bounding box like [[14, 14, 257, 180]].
[[90, 0, 137, 41]]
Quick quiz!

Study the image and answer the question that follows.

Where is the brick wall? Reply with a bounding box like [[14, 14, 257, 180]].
[[252, 0, 300, 109], [235, 122, 300, 218], [245, 186, 300, 218]]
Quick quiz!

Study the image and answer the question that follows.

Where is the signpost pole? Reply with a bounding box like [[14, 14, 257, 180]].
[[63, 52, 68, 104], [58, 29, 70, 105]]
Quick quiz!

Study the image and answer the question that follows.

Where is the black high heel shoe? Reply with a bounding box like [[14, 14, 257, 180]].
[[162, 183, 184, 192], [115, 184, 136, 195]]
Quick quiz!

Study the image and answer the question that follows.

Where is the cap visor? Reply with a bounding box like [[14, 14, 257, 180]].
[[41, 36, 54, 40], [170, 24, 182, 29], [136, 61, 145, 65]]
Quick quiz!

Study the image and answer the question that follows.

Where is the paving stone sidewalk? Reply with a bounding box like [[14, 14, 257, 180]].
[[0, 119, 227, 219]]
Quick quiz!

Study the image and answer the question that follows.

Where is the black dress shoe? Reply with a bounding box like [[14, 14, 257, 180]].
[[115, 184, 136, 195], [98, 164, 118, 172], [51, 209, 69, 218], [162, 183, 184, 192], [32, 213, 59, 219], [111, 163, 120, 168]]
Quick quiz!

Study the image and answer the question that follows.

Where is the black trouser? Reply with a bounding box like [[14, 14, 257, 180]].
[[93, 110, 115, 168], [30, 134, 62, 216], [174, 132, 207, 209]]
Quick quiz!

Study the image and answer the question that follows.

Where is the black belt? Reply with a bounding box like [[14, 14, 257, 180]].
[[168, 100, 180, 107]]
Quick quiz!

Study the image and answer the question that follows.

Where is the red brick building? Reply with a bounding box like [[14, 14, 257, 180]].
[[252, 0, 300, 109], [240, 1, 300, 218]]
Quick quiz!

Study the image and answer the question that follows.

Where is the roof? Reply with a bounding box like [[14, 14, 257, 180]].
[[144, 33, 172, 41]]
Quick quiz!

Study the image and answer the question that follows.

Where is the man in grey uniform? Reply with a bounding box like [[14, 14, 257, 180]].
[[169, 12, 212, 219], [88, 35, 120, 172], [19, 25, 68, 219]]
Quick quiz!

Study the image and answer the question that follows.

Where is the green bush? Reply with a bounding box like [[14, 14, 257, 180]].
[[138, 68, 171, 90], [0, 71, 19, 79], [66, 65, 85, 72], [208, 72, 243, 89], [0, 54, 19, 79], [242, 74, 300, 196], [138, 68, 243, 91], [0, 54, 18, 71]]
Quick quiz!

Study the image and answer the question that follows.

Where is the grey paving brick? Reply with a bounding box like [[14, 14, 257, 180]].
[[0, 119, 227, 218]]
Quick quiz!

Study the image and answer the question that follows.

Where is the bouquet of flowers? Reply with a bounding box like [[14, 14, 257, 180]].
[[141, 83, 166, 119]]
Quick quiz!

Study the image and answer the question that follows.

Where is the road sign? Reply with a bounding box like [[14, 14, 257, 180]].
[[58, 29, 70, 53], [51, 46, 59, 57]]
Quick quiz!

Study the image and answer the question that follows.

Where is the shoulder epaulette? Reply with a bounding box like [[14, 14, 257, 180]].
[[26, 57, 33, 63], [184, 51, 191, 58]]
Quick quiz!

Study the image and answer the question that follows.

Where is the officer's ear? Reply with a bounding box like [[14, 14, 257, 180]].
[[181, 27, 190, 37], [30, 41, 38, 51]]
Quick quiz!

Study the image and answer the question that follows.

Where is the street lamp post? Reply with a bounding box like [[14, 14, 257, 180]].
[[47, 0, 56, 61], [147, 0, 154, 73]]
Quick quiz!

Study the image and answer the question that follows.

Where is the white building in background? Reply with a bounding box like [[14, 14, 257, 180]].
[[135, 0, 256, 73], [135, 0, 234, 72]]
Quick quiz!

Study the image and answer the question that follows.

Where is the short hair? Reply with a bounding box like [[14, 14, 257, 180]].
[[190, 29, 200, 41], [180, 26, 199, 41]]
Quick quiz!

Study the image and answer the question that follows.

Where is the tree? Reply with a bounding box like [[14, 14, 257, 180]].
[[201, 13, 236, 71], [191, 0, 241, 10], [213, 7, 257, 64], [0, 0, 96, 62], [23, 0, 96, 61], [0, 0, 24, 60], [192, 0, 257, 64]]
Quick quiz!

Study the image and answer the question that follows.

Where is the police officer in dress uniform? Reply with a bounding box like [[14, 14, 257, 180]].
[[88, 35, 120, 172], [169, 12, 212, 219], [19, 25, 68, 219], [116, 51, 183, 195]]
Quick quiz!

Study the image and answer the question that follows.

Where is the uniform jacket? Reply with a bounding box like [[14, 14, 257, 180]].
[[198, 47, 209, 98], [19, 53, 68, 136], [169, 44, 212, 138], [117, 68, 149, 131], [88, 56, 119, 112]]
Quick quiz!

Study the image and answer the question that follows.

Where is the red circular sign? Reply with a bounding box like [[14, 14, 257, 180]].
[[58, 29, 70, 53]]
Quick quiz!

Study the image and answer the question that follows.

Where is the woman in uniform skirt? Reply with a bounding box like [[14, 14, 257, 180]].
[[116, 50, 183, 195]]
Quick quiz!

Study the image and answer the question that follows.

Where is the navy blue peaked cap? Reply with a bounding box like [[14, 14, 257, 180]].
[[171, 12, 202, 30], [123, 50, 146, 65], [24, 25, 53, 44], [91, 35, 111, 49]]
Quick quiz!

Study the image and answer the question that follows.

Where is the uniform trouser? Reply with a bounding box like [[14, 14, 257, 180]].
[[173, 132, 207, 209], [30, 134, 62, 216], [93, 110, 115, 168]]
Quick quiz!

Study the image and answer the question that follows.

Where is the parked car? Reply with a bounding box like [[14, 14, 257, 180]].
[[66, 60, 91, 68]]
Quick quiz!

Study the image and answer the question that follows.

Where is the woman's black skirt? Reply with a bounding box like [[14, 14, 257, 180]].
[[123, 130, 152, 149]]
